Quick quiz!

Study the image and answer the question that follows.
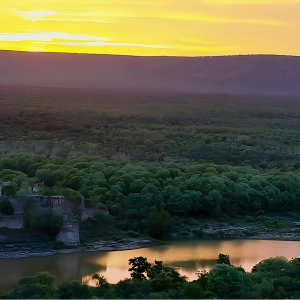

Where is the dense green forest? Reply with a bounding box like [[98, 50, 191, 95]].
[[1, 254, 300, 299], [1, 88, 300, 170], [1, 151, 300, 237], [1, 89, 300, 237]]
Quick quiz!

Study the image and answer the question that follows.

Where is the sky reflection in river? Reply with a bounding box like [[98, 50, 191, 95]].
[[1, 239, 300, 291]]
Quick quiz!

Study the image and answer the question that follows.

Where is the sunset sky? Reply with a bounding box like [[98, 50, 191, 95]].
[[1, 0, 299, 57]]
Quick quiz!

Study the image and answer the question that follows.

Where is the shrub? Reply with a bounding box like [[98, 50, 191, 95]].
[[264, 220, 286, 229], [256, 215, 271, 223], [23, 211, 36, 229], [1, 185, 17, 197], [94, 211, 114, 227], [24, 208, 64, 235], [0, 200, 14, 215], [126, 230, 140, 237], [147, 210, 173, 238], [245, 216, 256, 223], [34, 208, 64, 235], [255, 210, 265, 216]]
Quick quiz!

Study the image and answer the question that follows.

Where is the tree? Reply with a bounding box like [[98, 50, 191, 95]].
[[92, 274, 108, 287], [0, 200, 14, 215], [6, 284, 45, 299], [147, 210, 173, 238], [34, 208, 64, 235], [216, 253, 232, 265], [252, 256, 294, 276], [1, 185, 17, 197], [182, 283, 205, 299], [56, 281, 92, 299], [36, 169, 55, 186], [18, 272, 56, 286], [128, 256, 152, 280], [207, 264, 253, 298], [62, 188, 83, 201], [23, 211, 36, 229], [147, 260, 164, 280]]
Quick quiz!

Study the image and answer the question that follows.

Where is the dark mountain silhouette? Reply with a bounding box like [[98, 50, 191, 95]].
[[1, 50, 300, 95]]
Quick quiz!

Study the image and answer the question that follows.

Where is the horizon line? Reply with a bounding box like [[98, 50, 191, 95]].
[[0, 49, 299, 59]]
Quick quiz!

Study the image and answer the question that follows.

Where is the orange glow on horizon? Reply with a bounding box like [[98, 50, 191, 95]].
[[0, 0, 300, 57]]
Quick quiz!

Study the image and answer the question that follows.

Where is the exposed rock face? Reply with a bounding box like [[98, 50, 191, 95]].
[[0, 216, 23, 229], [189, 223, 300, 241]]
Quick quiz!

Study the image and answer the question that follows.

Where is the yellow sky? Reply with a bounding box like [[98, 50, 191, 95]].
[[0, 0, 299, 56]]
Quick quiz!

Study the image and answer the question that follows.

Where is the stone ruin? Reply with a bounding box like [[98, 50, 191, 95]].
[[0, 195, 84, 246], [0, 182, 99, 246], [0, 195, 85, 216]]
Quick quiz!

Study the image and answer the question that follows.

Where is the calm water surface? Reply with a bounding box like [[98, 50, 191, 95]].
[[1, 239, 300, 291]]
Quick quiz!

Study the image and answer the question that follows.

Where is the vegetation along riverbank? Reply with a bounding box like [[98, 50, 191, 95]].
[[1, 253, 300, 299]]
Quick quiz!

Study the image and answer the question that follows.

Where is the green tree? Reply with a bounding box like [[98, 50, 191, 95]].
[[92, 274, 108, 287], [1, 185, 17, 197], [62, 188, 82, 201], [23, 211, 36, 229], [147, 210, 173, 238], [128, 256, 152, 280], [56, 281, 92, 299], [207, 264, 253, 298], [34, 208, 64, 235], [216, 253, 232, 265], [182, 283, 205, 299], [36, 169, 55, 186], [18, 272, 56, 286], [253, 257, 294, 276]]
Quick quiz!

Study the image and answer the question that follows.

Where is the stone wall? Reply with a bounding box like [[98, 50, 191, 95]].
[[56, 219, 80, 246], [81, 207, 99, 221], [1, 195, 87, 216], [51, 195, 65, 212], [0, 216, 23, 229], [62, 199, 85, 216], [0, 195, 88, 246], [26, 195, 47, 211]]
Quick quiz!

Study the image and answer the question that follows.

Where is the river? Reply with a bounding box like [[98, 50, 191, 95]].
[[1, 239, 300, 291]]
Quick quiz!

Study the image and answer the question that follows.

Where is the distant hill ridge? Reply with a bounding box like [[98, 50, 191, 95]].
[[1, 51, 300, 96]]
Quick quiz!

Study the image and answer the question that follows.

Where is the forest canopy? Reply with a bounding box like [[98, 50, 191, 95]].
[[1, 152, 299, 236]]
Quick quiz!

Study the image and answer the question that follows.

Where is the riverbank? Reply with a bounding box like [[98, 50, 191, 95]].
[[0, 233, 157, 259], [170, 212, 300, 242], [1, 213, 300, 259], [184, 222, 300, 241]]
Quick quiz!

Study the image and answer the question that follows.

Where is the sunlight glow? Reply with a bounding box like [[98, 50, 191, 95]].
[[1, 0, 299, 56]]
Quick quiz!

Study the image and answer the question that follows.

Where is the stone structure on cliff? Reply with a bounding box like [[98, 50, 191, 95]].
[[0, 195, 85, 216], [0, 191, 86, 246], [0, 181, 99, 246], [0, 181, 11, 196], [27, 183, 39, 193]]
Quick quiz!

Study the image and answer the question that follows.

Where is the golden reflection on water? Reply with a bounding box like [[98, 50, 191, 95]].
[[1, 239, 300, 291], [83, 239, 300, 284]]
